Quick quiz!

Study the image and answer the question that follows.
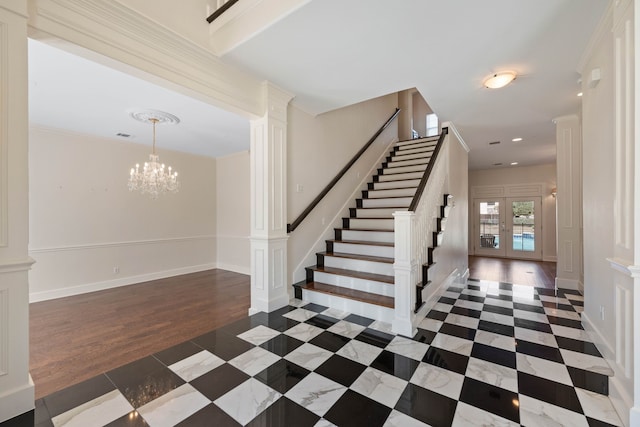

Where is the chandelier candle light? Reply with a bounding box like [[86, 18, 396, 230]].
[[128, 110, 180, 199]]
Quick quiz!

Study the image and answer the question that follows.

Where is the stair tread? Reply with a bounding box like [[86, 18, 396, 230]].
[[328, 239, 394, 247], [356, 206, 409, 210], [309, 265, 394, 283], [296, 281, 394, 309], [319, 251, 394, 264], [335, 228, 394, 233]]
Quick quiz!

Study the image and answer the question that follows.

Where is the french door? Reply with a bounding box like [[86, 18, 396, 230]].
[[474, 197, 542, 260]]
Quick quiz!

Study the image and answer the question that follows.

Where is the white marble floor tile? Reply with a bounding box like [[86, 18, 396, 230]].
[[480, 311, 515, 326], [516, 353, 572, 386], [574, 305, 584, 314], [565, 294, 585, 302], [368, 320, 394, 334], [443, 291, 462, 300], [575, 388, 623, 426], [418, 317, 443, 332], [283, 308, 318, 322], [514, 327, 558, 348], [465, 358, 518, 392], [228, 346, 281, 376], [321, 308, 349, 319], [432, 302, 454, 313], [336, 339, 383, 365], [474, 330, 516, 352], [326, 319, 367, 339], [214, 378, 281, 425], [284, 322, 325, 342], [137, 384, 209, 427], [513, 309, 548, 323], [518, 395, 589, 427], [284, 343, 333, 371], [462, 289, 485, 298], [237, 325, 281, 345], [285, 372, 347, 417], [385, 336, 429, 361], [483, 298, 514, 309], [478, 282, 500, 292], [454, 299, 484, 311], [550, 324, 592, 341], [451, 401, 519, 427], [559, 349, 615, 375], [444, 313, 480, 330], [544, 307, 581, 320], [168, 350, 224, 382], [51, 389, 133, 427], [288, 298, 307, 307], [351, 367, 408, 407], [314, 419, 337, 427], [511, 296, 542, 307], [383, 409, 430, 427], [430, 333, 473, 356], [410, 362, 465, 400]]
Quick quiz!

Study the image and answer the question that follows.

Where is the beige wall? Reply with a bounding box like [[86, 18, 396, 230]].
[[216, 150, 250, 273], [28, 126, 217, 301], [468, 164, 557, 261], [412, 91, 432, 137], [287, 93, 399, 284]]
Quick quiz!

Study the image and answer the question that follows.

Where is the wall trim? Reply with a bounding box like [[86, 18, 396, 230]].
[[441, 121, 470, 153], [555, 277, 582, 291], [577, 1, 613, 72], [29, 262, 217, 303], [0, 20, 8, 248], [543, 255, 558, 262], [0, 376, 34, 424], [607, 257, 640, 278], [216, 262, 250, 275], [29, 235, 216, 254], [0, 257, 35, 273]]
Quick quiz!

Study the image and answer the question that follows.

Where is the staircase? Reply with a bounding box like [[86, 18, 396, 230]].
[[293, 134, 450, 323]]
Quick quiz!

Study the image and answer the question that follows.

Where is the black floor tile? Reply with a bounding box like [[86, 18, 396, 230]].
[[555, 336, 603, 357], [536, 288, 560, 297], [154, 341, 203, 366], [471, 343, 516, 369], [412, 328, 437, 344], [567, 366, 609, 395], [309, 331, 350, 352], [192, 330, 255, 361], [450, 306, 482, 318], [325, 389, 392, 427], [560, 288, 582, 295], [305, 314, 339, 329], [513, 302, 546, 314], [217, 312, 271, 335], [106, 412, 149, 427], [246, 397, 319, 427], [254, 359, 310, 394], [422, 346, 469, 375], [439, 323, 476, 341], [0, 411, 34, 427], [546, 315, 583, 329], [189, 363, 249, 401], [438, 296, 457, 305], [542, 301, 576, 312], [316, 355, 366, 387], [343, 313, 375, 327], [478, 320, 514, 337], [499, 282, 514, 290], [467, 284, 481, 291], [571, 300, 585, 307], [371, 350, 420, 381], [516, 339, 564, 363], [176, 404, 240, 427], [269, 305, 299, 317], [43, 374, 116, 417], [426, 310, 449, 321], [355, 328, 395, 348], [459, 377, 520, 423], [447, 286, 464, 293], [482, 304, 514, 317], [514, 318, 553, 334], [302, 303, 329, 313], [459, 293, 485, 303], [261, 314, 301, 332], [587, 417, 620, 427], [260, 334, 304, 356], [517, 372, 584, 413], [486, 293, 513, 302], [394, 383, 457, 427]]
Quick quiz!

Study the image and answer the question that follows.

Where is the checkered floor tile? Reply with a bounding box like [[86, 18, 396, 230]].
[[20, 280, 623, 427]]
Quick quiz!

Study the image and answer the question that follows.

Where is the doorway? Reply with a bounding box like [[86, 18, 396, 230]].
[[473, 197, 542, 260]]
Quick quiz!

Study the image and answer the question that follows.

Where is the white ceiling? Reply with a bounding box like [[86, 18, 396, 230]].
[[28, 0, 607, 169]]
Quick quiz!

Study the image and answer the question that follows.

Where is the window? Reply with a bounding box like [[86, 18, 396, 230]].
[[426, 113, 438, 136]]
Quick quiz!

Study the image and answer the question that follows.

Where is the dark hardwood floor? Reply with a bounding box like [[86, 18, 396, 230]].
[[468, 255, 557, 289], [29, 269, 250, 399]]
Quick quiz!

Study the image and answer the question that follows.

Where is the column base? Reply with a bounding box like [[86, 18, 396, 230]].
[[0, 375, 34, 423]]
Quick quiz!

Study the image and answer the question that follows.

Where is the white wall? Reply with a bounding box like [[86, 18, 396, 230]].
[[412, 91, 431, 137], [468, 164, 557, 261], [216, 150, 250, 273], [287, 93, 399, 285], [28, 126, 217, 301]]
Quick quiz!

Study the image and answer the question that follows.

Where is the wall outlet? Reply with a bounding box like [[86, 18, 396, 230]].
[[599, 305, 605, 320], [113, 266, 120, 274]]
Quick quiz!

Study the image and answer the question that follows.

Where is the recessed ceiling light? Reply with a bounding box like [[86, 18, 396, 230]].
[[493, 162, 503, 166], [577, 92, 583, 97], [512, 137, 523, 142], [483, 71, 517, 89], [510, 162, 519, 166]]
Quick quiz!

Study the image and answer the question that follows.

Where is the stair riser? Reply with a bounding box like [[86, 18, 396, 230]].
[[366, 188, 415, 198], [324, 255, 394, 276], [395, 137, 439, 148], [372, 179, 420, 190], [391, 151, 434, 162], [341, 229, 394, 243], [360, 197, 412, 208], [376, 171, 423, 182], [345, 218, 394, 230], [380, 164, 427, 175], [354, 207, 408, 218], [333, 242, 394, 258], [299, 289, 394, 323], [442, 205, 452, 218], [395, 145, 436, 156], [312, 271, 394, 297], [386, 157, 431, 168]]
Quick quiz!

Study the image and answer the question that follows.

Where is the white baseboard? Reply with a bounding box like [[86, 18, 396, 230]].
[[216, 263, 250, 275], [0, 375, 34, 423], [29, 263, 217, 302], [415, 268, 459, 325], [543, 255, 557, 262], [460, 268, 470, 283], [555, 277, 582, 291]]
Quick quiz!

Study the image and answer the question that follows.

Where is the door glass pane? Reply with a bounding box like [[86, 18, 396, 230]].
[[512, 201, 535, 252], [479, 201, 500, 249]]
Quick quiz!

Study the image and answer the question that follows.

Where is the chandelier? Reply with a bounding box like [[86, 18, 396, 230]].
[[127, 110, 179, 199]]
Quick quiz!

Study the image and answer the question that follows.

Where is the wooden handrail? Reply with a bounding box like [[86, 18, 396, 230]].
[[408, 127, 449, 212], [206, 0, 240, 23], [287, 108, 401, 233]]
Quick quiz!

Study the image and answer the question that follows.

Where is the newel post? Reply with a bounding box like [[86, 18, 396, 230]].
[[392, 211, 418, 337]]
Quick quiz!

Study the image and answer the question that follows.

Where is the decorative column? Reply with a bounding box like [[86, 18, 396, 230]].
[[0, 2, 34, 422], [392, 211, 417, 337], [553, 115, 583, 291], [249, 82, 293, 315]]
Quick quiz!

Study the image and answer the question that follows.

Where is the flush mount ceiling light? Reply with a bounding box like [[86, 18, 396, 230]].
[[483, 71, 517, 89], [127, 109, 180, 199], [512, 137, 523, 142]]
